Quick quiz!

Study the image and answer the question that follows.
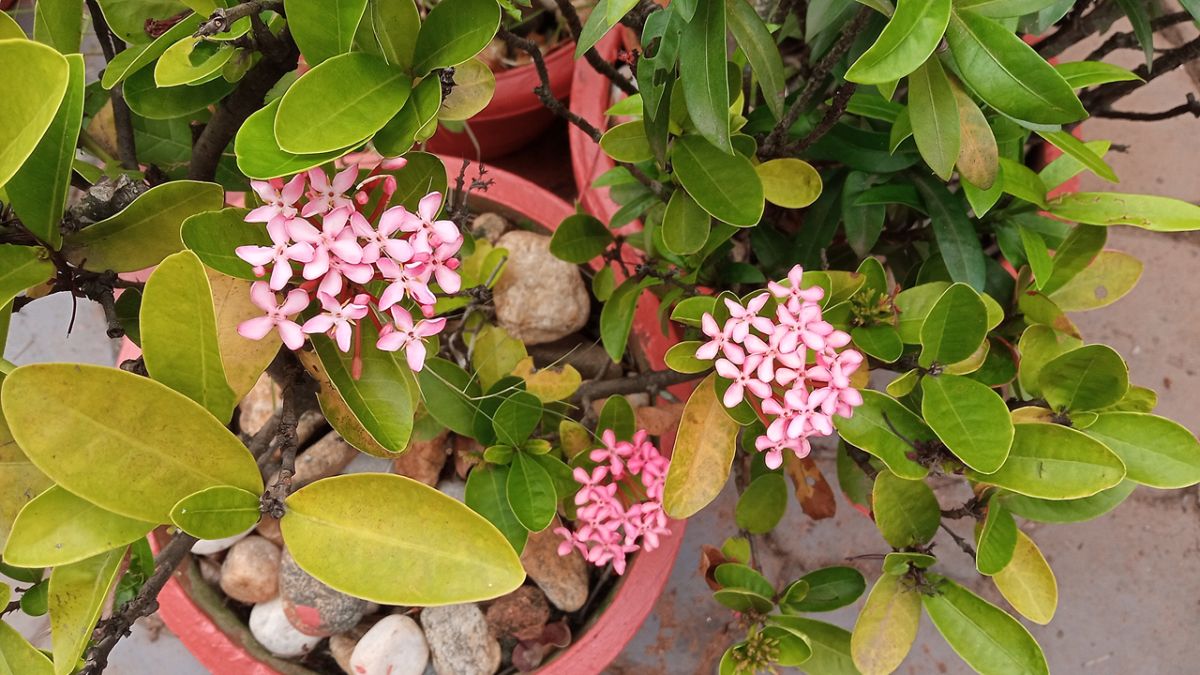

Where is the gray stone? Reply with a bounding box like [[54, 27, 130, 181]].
[[471, 212, 509, 244], [249, 597, 322, 659], [279, 550, 369, 636], [420, 604, 500, 675], [492, 231, 589, 345], [219, 535, 281, 604], [349, 614, 429, 675]]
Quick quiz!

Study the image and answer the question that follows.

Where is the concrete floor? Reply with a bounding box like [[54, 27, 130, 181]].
[[4, 6, 1200, 675]]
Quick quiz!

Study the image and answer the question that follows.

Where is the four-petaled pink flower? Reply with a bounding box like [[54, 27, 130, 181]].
[[397, 192, 461, 250], [301, 292, 368, 352], [724, 293, 774, 342], [302, 166, 357, 217], [238, 282, 309, 350], [715, 355, 772, 408], [768, 263, 825, 310], [696, 313, 745, 363], [246, 174, 306, 226], [235, 219, 314, 290], [375, 306, 446, 371]]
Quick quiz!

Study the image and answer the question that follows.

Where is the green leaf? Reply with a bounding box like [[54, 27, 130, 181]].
[[919, 282, 987, 367], [851, 573, 920, 675], [154, 38, 234, 86], [506, 452, 556, 532], [598, 395, 636, 440], [974, 501, 1016, 575], [374, 76, 442, 154], [725, 0, 785, 118], [851, 326, 903, 363], [1054, 61, 1140, 89], [180, 208, 268, 280], [921, 374, 1012, 473], [0, 609, 53, 675], [833, 390, 931, 480], [600, 121, 654, 163], [3, 487, 151, 568], [0, 10, 22, 38], [1048, 192, 1200, 232], [417, 357, 482, 437], [234, 99, 354, 179], [1000, 480, 1135, 523], [276, 52, 411, 154], [1037, 130, 1117, 183], [846, 0, 951, 85], [141, 251, 237, 421], [287, 0, 368, 65], [673, 135, 764, 227], [437, 57, 494, 121], [465, 464, 527, 553], [311, 317, 416, 451], [993, 529, 1057, 625], [0, 40, 69, 189], [663, 374, 741, 518], [1082, 412, 1200, 488], [65, 181, 224, 272], [412, 0, 500, 75], [577, 0, 637, 56], [1016, 324, 1080, 397], [96, 0, 190, 43], [998, 157, 1047, 208], [882, 551, 936, 575], [1039, 344, 1128, 412], [784, 566, 866, 613], [945, 8, 1084, 124], [713, 587, 775, 613], [360, 0, 420, 70], [735, 473, 787, 534], [664, 341, 713, 374], [679, 0, 731, 151], [922, 575, 1049, 675], [169, 485, 261, 540], [493, 391, 542, 447], [281, 473, 525, 604], [670, 295, 718, 327], [756, 158, 822, 208], [469, 324, 527, 391], [662, 189, 711, 255], [6, 54, 82, 250], [99, 14, 203, 88], [549, 214, 612, 264], [33, 0, 83, 53], [48, 548, 125, 675], [0, 245, 53, 310], [912, 176, 986, 290], [715, 563, 774, 597], [872, 470, 939, 548], [970, 422, 1125, 500], [0, 410, 52, 553], [2, 364, 262, 523], [1047, 250, 1140, 312], [953, 82, 999, 190], [768, 617, 858, 675], [954, 0, 1061, 17], [207, 270, 280, 400], [600, 276, 659, 362], [907, 57, 960, 180], [894, 281, 947, 343], [1019, 225, 1052, 289], [1114, 0, 1153, 70]]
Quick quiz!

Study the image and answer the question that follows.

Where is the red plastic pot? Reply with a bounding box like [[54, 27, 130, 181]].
[[425, 42, 576, 161], [119, 155, 689, 674]]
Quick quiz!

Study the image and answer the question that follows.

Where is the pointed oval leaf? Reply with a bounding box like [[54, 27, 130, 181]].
[[663, 374, 742, 518], [734, 473, 787, 534], [600, 277, 660, 362], [846, 0, 952, 85], [1047, 192, 1200, 233], [912, 177, 986, 290], [851, 573, 921, 675], [411, 0, 500, 75], [921, 374, 1012, 473], [919, 283, 987, 367], [922, 575, 1049, 675], [3, 486, 152, 568], [851, 325, 903, 363], [908, 57, 960, 180], [768, 617, 857, 675], [281, 473, 525, 604], [679, 0, 731, 151], [992, 529, 1057, 625], [170, 485, 261, 540], [725, 0, 785, 118], [872, 470, 940, 548], [48, 547, 126, 675], [493, 391, 542, 448], [234, 99, 356, 180], [65, 181, 224, 272], [1082, 412, 1200, 489], [0, 245, 54, 310], [834, 390, 932, 480], [600, 121, 655, 163], [154, 38, 234, 86], [464, 464, 527, 553], [1039, 344, 1128, 412], [1, 363, 263, 522], [0, 615, 53, 675], [785, 566, 866, 613], [662, 189, 711, 256], [276, 52, 411, 154], [999, 480, 1136, 523], [142, 251, 237, 421], [506, 451, 556, 532], [0, 40, 69, 188], [1047, 250, 1141, 312], [970, 422, 1125, 500], [548, 214, 612, 264], [672, 135, 764, 227], [975, 501, 1017, 575], [288, 0, 368, 65], [124, 66, 235, 120]]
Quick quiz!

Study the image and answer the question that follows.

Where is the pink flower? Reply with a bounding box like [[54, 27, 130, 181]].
[[354, 206, 415, 264], [426, 239, 463, 293], [316, 255, 374, 298], [743, 329, 804, 384], [376, 258, 436, 309], [289, 208, 366, 281], [301, 292, 369, 352], [397, 192, 461, 250], [246, 174, 306, 225], [238, 282, 309, 350], [768, 264, 825, 310], [302, 166, 357, 217], [714, 356, 772, 408], [781, 386, 835, 438], [375, 306, 445, 371], [589, 429, 632, 479], [235, 219, 314, 290], [755, 434, 808, 470], [724, 293, 774, 342], [695, 313, 745, 364], [775, 302, 834, 352]]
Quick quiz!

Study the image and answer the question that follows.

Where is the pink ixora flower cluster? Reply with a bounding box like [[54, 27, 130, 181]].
[[234, 159, 462, 374], [555, 429, 671, 575], [696, 265, 865, 470]]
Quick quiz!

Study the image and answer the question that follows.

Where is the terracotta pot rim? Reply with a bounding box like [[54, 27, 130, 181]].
[[466, 40, 576, 122], [134, 154, 689, 675]]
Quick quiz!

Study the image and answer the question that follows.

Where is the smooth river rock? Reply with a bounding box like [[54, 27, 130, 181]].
[[421, 604, 501, 675], [492, 231, 589, 345]]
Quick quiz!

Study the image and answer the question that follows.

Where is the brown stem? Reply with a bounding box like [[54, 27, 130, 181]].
[[552, 0, 638, 96], [194, 0, 284, 38], [939, 522, 977, 560], [1094, 93, 1200, 120], [1084, 10, 1195, 62], [84, 0, 138, 170], [570, 368, 707, 405], [1081, 36, 1200, 113], [775, 81, 857, 157], [1035, 1, 1123, 59]]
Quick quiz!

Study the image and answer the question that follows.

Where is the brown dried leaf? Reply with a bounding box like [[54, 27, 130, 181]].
[[784, 454, 837, 520]]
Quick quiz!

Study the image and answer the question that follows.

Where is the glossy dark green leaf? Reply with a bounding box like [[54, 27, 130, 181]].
[[673, 135, 764, 227], [735, 473, 787, 534], [6, 54, 83, 250], [124, 66, 235, 120], [412, 0, 500, 75], [851, 325, 903, 363], [970, 423, 1126, 500], [908, 57, 960, 180], [912, 175, 986, 290], [1039, 344, 1128, 412], [288, 0, 368, 65], [386, 151, 448, 211], [784, 566, 866, 613], [921, 374, 1012, 472], [768, 617, 857, 675], [600, 277, 660, 362], [549, 214, 613, 264], [417, 357, 483, 437], [919, 283, 988, 367], [872, 470, 940, 548], [945, 8, 1085, 124], [846, 0, 951, 85], [598, 394, 636, 440], [662, 189, 711, 255], [180, 208, 268, 281], [465, 464, 527, 553], [833, 390, 931, 480], [679, 0, 731, 151], [507, 452, 556, 532], [493, 391, 542, 447], [725, 0, 785, 118], [975, 501, 1017, 575], [922, 575, 1049, 675]]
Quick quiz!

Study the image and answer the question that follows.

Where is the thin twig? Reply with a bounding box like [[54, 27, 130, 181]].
[[1081, 36, 1200, 113], [1094, 93, 1200, 121], [194, 0, 284, 38], [553, 0, 637, 96], [569, 368, 706, 406], [776, 81, 857, 156], [1035, 1, 1122, 59], [938, 523, 977, 560], [84, 0, 138, 170]]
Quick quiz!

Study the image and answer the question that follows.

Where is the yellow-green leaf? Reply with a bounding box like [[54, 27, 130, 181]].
[[663, 374, 741, 518], [511, 357, 581, 403], [851, 573, 920, 675], [992, 530, 1057, 625], [907, 57, 959, 180], [1, 364, 263, 522], [846, 0, 952, 85], [170, 485, 261, 539], [922, 575, 1048, 674], [1047, 250, 1141, 312], [438, 57, 495, 122], [281, 473, 525, 605], [872, 470, 939, 547], [756, 158, 822, 208], [0, 40, 69, 189], [206, 269, 280, 399], [3, 486, 152, 568], [0, 621, 52, 675], [48, 547, 125, 675], [0, 403, 53, 550], [969, 422, 1125, 500], [1047, 192, 1200, 232], [0, 245, 54, 310]]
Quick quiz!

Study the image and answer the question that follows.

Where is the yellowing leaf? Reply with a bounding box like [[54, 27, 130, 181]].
[[1047, 250, 1141, 312], [993, 530, 1057, 624], [852, 573, 921, 675], [511, 357, 581, 403], [756, 158, 823, 208], [206, 268, 280, 399], [3, 486, 152, 568], [49, 548, 126, 675], [663, 374, 740, 518]]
